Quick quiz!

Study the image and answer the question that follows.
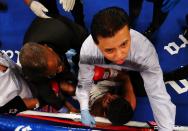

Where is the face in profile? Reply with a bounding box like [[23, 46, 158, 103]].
[[44, 46, 64, 78], [97, 25, 131, 65]]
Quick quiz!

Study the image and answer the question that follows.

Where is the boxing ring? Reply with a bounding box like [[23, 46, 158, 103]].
[[0, 0, 188, 130]]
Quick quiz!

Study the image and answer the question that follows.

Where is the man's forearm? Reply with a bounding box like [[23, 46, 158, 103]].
[[77, 63, 95, 110], [141, 68, 176, 131], [23, 98, 39, 109], [76, 87, 90, 110]]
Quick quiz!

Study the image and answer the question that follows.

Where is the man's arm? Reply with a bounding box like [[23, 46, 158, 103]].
[[141, 67, 175, 131], [0, 96, 27, 114], [119, 72, 136, 110], [76, 63, 95, 111], [76, 63, 96, 126], [76, 35, 99, 126], [31, 81, 65, 110], [140, 43, 176, 131]]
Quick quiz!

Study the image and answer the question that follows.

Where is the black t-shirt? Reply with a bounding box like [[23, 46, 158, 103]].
[[24, 15, 88, 57], [0, 96, 27, 115]]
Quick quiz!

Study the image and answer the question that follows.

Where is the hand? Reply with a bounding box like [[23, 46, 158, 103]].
[[81, 109, 96, 127], [59, 0, 76, 12], [161, 0, 180, 13], [30, 1, 51, 18], [23, 98, 39, 109], [69, 107, 79, 113]]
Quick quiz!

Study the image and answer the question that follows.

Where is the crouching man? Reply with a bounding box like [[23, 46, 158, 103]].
[[0, 51, 38, 114], [89, 67, 136, 125]]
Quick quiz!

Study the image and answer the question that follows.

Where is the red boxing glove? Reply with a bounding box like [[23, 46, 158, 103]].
[[93, 66, 119, 81], [50, 80, 59, 96]]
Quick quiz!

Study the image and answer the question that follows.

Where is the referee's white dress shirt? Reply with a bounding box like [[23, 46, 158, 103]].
[[76, 29, 176, 131]]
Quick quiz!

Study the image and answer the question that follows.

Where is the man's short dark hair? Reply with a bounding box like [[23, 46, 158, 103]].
[[19, 43, 48, 79], [91, 7, 130, 44], [106, 97, 133, 125]]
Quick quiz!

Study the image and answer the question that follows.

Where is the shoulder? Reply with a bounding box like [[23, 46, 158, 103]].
[[80, 35, 104, 64], [129, 29, 159, 68], [130, 29, 153, 48], [26, 17, 71, 36], [80, 35, 99, 55], [130, 29, 156, 56]]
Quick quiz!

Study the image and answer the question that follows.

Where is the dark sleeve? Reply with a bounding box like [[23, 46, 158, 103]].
[[163, 65, 188, 81], [0, 96, 27, 115], [33, 81, 66, 110], [54, 15, 88, 69], [128, 71, 147, 97], [23, 17, 75, 53], [54, 15, 88, 49], [38, 0, 59, 16]]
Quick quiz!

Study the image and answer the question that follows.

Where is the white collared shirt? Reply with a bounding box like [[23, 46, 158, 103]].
[[76, 29, 176, 131]]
